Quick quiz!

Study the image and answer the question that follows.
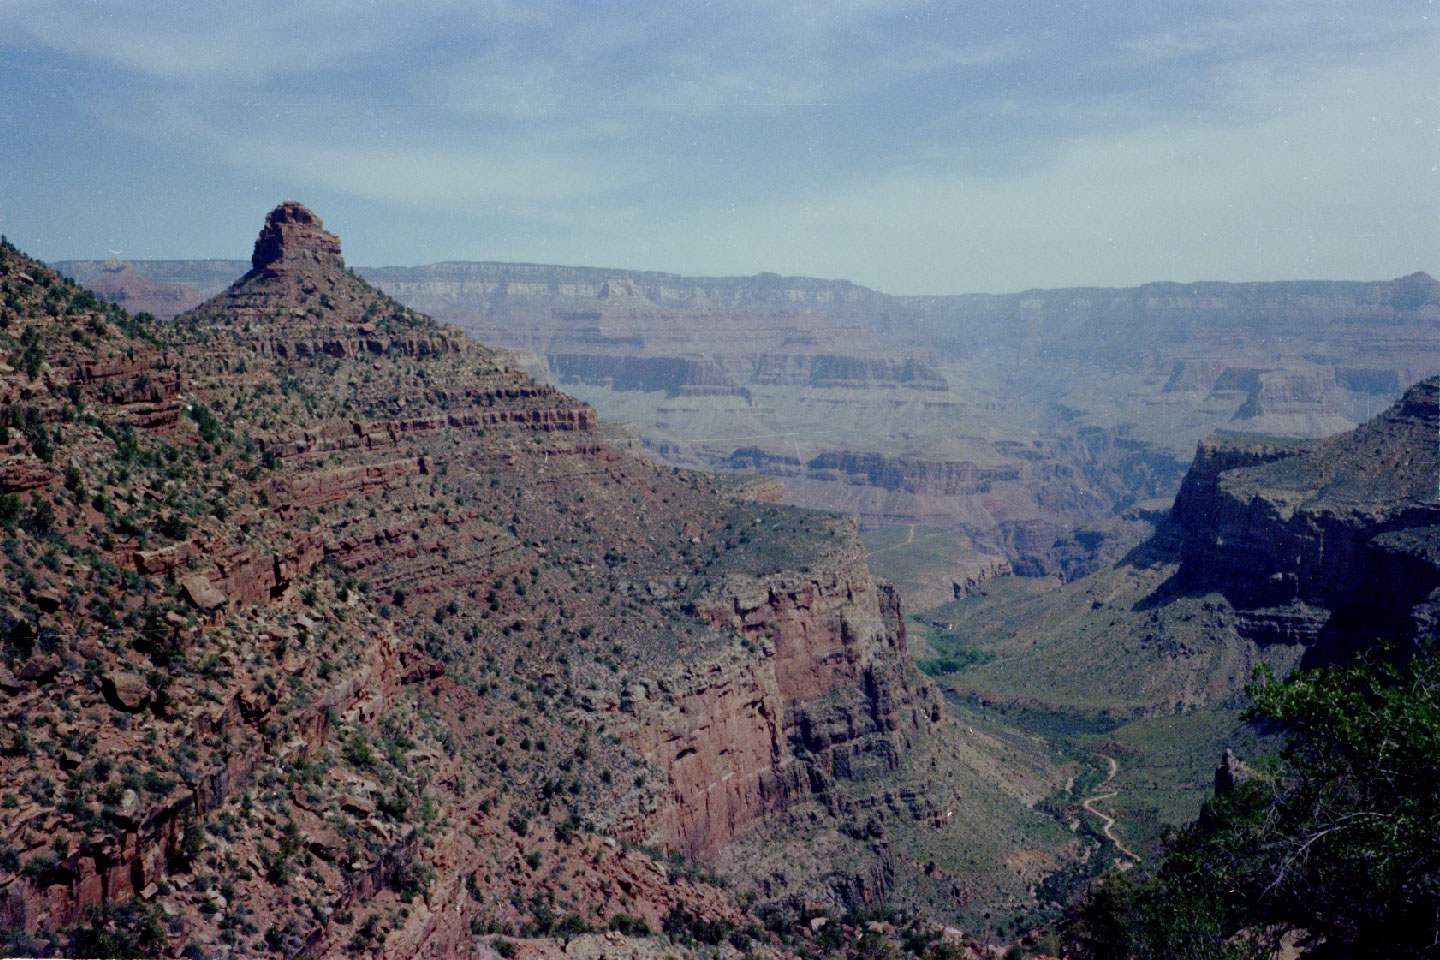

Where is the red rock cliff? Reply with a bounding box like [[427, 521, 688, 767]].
[[605, 548, 931, 861]]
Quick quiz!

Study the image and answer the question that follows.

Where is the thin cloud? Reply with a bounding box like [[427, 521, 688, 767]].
[[1, 0, 1433, 290], [627, 37, 1440, 293], [229, 139, 629, 206], [0, 0, 514, 84]]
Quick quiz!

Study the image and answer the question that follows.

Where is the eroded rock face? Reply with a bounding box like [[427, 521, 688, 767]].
[[616, 564, 929, 861], [1226, 366, 1354, 437], [179, 573, 227, 610], [59, 257, 1440, 597], [249, 200, 343, 275], [1171, 377, 1440, 650], [101, 671, 151, 711]]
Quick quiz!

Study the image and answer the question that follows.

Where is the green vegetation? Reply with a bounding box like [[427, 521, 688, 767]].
[[607, 914, 652, 936], [917, 561, 1303, 878], [65, 902, 169, 959], [260, 821, 302, 885], [170, 821, 205, 871], [907, 619, 994, 677], [663, 902, 735, 946], [1095, 709, 1276, 853], [1068, 647, 1440, 959]]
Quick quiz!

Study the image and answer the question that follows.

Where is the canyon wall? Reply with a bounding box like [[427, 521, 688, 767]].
[[1169, 377, 1440, 649]]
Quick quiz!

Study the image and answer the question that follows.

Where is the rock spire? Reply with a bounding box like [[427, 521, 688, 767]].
[[249, 200, 343, 275]]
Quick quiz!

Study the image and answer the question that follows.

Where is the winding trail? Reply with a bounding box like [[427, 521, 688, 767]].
[[1081, 753, 1142, 864]]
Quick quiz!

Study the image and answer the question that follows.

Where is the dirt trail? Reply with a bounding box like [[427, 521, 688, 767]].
[[1081, 753, 1142, 864], [868, 524, 916, 556]]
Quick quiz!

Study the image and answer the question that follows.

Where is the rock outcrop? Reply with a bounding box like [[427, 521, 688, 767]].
[[249, 200, 344, 275], [623, 566, 928, 860], [1171, 377, 1440, 652], [929, 375, 1440, 729], [1224, 366, 1354, 437]]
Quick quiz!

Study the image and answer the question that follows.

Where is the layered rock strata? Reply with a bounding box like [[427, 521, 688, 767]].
[[614, 565, 928, 860], [1171, 377, 1440, 650], [0, 208, 936, 954]]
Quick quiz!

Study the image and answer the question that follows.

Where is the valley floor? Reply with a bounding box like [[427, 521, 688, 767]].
[[885, 563, 1288, 900]]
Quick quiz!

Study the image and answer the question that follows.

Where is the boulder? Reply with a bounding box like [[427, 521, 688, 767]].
[[102, 671, 151, 712], [400, 656, 445, 685], [112, 788, 143, 829], [28, 588, 63, 613], [342, 794, 376, 817], [180, 574, 228, 610], [15, 654, 60, 683], [74, 638, 104, 661]]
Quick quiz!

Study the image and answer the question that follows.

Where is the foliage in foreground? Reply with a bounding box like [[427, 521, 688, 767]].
[[1067, 645, 1440, 960]]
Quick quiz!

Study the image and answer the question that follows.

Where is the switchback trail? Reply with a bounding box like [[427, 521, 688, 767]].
[[1081, 753, 1142, 864]]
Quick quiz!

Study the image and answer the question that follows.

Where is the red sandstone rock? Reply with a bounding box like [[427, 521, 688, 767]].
[[15, 655, 60, 683], [0, 458, 53, 493], [180, 573, 227, 610], [0, 208, 948, 955], [250, 201, 343, 276]]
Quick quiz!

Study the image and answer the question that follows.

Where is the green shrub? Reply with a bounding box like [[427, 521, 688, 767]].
[[607, 914, 651, 936], [5, 619, 35, 658], [13, 330, 43, 379], [916, 648, 994, 676], [344, 733, 375, 768], [186, 402, 221, 444], [170, 821, 204, 871], [21, 497, 54, 537], [67, 902, 167, 959], [1068, 646, 1440, 960]]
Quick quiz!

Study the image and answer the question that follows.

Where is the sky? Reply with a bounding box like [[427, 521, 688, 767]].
[[0, 0, 1436, 295]]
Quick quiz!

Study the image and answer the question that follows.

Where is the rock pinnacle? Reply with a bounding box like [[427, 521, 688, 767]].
[[250, 201, 344, 275]]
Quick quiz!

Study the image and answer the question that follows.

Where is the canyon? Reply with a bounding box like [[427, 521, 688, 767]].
[[909, 375, 1440, 869], [2, 206, 1074, 957], [57, 257, 1440, 614], [946, 375, 1440, 717], [29, 225, 1439, 958]]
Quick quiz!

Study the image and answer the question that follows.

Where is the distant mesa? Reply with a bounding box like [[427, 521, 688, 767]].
[[81, 256, 204, 319], [49, 237, 1440, 591], [1223, 365, 1355, 438], [249, 200, 344, 276]]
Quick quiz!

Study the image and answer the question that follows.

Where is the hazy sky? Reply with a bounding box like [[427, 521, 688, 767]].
[[1, 0, 1436, 294]]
